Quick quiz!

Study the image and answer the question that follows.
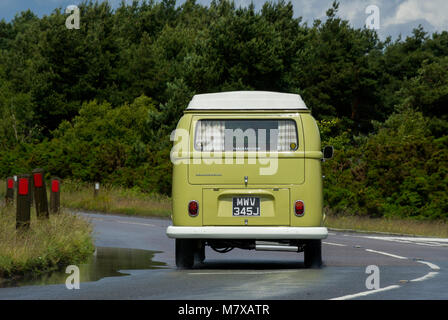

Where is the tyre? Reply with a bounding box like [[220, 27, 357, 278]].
[[175, 239, 195, 269], [304, 239, 322, 268], [194, 242, 206, 264]]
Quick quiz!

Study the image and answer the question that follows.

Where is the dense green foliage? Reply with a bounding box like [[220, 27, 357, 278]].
[[321, 109, 448, 220], [0, 1, 446, 220]]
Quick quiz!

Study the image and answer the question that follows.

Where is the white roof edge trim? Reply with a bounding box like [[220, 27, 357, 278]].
[[187, 91, 308, 110]]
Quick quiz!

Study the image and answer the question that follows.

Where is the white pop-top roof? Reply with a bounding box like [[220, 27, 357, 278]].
[[186, 91, 308, 110]]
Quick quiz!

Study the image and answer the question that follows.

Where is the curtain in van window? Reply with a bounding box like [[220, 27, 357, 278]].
[[196, 120, 225, 151], [277, 120, 297, 151]]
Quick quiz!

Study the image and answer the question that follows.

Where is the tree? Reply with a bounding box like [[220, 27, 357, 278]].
[[292, 1, 384, 132]]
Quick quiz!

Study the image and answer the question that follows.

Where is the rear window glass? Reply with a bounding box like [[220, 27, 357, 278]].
[[194, 119, 298, 152]]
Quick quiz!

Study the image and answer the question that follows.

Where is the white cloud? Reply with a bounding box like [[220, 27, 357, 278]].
[[385, 0, 448, 29], [338, 0, 371, 21]]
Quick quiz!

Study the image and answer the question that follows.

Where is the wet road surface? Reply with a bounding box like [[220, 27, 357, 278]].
[[0, 212, 447, 300]]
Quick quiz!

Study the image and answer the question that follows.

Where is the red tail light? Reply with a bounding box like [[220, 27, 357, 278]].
[[188, 200, 199, 217], [295, 200, 304, 216], [7, 179, 14, 189]]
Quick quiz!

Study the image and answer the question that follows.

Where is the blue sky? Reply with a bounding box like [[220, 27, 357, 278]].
[[1, 0, 447, 40]]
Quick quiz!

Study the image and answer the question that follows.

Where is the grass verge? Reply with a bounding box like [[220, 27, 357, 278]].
[[0, 204, 95, 282], [61, 180, 171, 218], [325, 214, 448, 238]]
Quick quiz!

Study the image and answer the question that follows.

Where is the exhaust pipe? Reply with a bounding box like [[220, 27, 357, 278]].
[[255, 244, 299, 252]]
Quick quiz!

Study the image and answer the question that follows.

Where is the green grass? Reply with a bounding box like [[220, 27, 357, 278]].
[[0, 204, 95, 282], [60, 180, 172, 218], [325, 214, 448, 238]]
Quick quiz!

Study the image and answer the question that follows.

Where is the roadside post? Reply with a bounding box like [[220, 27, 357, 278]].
[[16, 174, 31, 230], [32, 168, 49, 219], [5, 177, 14, 205], [29, 172, 34, 207], [94, 182, 100, 197], [50, 177, 61, 214]]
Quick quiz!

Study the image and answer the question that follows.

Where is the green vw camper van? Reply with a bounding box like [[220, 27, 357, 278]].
[[167, 91, 332, 269]]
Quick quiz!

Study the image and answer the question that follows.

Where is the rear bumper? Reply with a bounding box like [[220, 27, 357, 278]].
[[166, 226, 328, 240]]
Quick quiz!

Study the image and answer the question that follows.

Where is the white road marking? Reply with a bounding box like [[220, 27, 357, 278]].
[[90, 216, 156, 227], [330, 243, 442, 300], [323, 242, 347, 247], [350, 235, 448, 247], [365, 249, 408, 260], [416, 260, 440, 271], [410, 272, 439, 282], [330, 285, 401, 300], [417, 242, 448, 247], [385, 239, 443, 247], [114, 220, 156, 227]]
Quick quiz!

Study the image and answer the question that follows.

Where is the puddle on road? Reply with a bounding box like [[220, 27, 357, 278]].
[[0, 247, 166, 288]]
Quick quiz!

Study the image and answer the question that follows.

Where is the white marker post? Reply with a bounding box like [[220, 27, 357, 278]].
[[94, 182, 100, 197]]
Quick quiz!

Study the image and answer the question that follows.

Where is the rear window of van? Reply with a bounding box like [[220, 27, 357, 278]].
[[194, 119, 298, 152]]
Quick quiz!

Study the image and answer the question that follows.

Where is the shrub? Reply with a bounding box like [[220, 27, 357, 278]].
[[323, 108, 448, 220]]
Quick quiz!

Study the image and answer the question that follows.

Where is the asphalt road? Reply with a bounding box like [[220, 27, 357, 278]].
[[0, 212, 447, 300]]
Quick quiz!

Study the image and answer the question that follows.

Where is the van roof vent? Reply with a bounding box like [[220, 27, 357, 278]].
[[186, 91, 308, 110]]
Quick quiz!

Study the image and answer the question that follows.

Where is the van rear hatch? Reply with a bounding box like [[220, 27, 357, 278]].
[[188, 116, 304, 226]]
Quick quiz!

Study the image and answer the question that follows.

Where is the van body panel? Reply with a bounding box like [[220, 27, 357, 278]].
[[189, 159, 303, 185]]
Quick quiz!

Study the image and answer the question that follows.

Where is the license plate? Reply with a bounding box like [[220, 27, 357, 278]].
[[232, 197, 260, 216]]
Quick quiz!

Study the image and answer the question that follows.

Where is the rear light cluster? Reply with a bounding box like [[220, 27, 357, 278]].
[[295, 200, 305, 217], [188, 200, 199, 217]]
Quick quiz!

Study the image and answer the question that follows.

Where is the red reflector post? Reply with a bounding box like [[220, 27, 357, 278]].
[[33, 173, 43, 188], [7, 178, 14, 189], [18, 178, 29, 195], [51, 180, 60, 193], [188, 200, 199, 217], [295, 200, 305, 216]]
